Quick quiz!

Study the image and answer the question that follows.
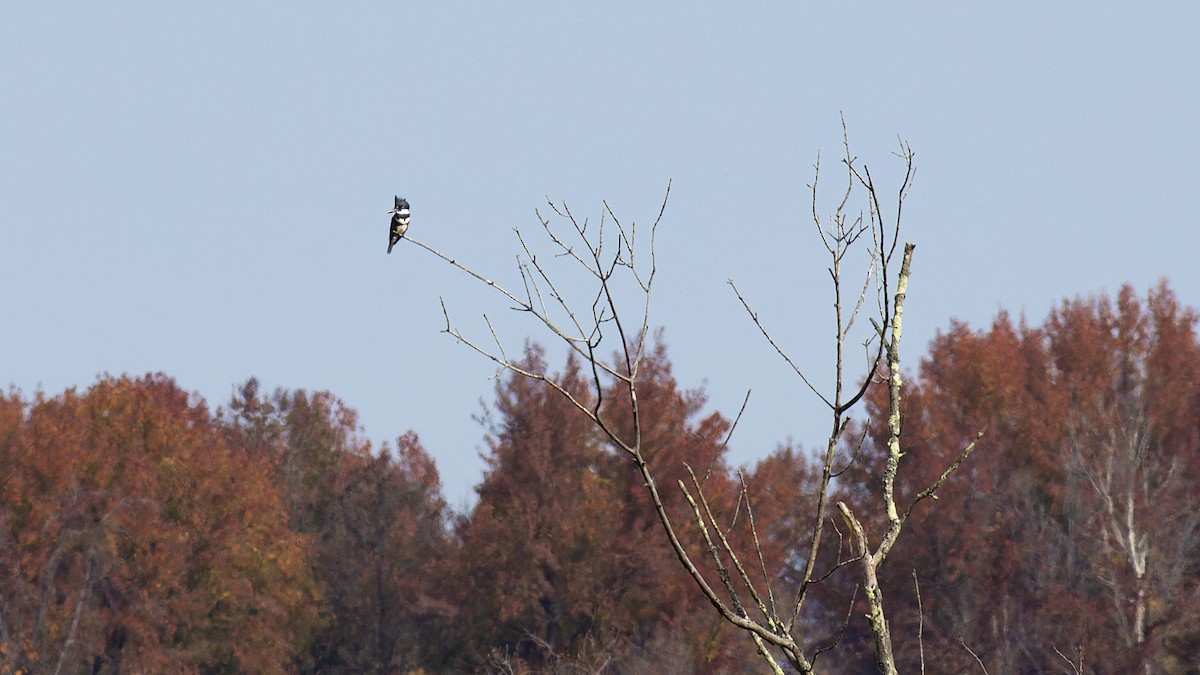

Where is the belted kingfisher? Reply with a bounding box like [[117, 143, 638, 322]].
[[387, 196, 410, 254]]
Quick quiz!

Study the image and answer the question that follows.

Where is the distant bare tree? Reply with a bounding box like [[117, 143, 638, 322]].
[[407, 122, 981, 673]]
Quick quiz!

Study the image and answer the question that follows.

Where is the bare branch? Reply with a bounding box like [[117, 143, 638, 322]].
[[960, 636, 990, 675], [837, 498, 897, 675], [408, 236, 528, 310], [878, 243, 915, 556], [420, 234, 625, 382], [728, 279, 832, 408], [786, 416, 850, 634], [739, 469, 780, 624], [534, 205, 601, 279], [843, 248, 878, 343], [1051, 644, 1084, 675], [914, 569, 926, 675], [483, 314, 509, 366], [679, 473, 787, 674], [902, 428, 986, 524], [441, 308, 601, 429], [702, 389, 752, 484], [515, 228, 590, 340], [687, 465, 778, 632], [811, 584, 859, 666]]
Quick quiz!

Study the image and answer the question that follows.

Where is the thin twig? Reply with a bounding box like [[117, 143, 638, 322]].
[[913, 570, 925, 675], [959, 636, 990, 675], [678, 476, 786, 674], [739, 469, 780, 626], [683, 466, 777, 633], [811, 584, 859, 666], [1051, 644, 1083, 675], [702, 389, 752, 483], [902, 428, 986, 523], [728, 279, 832, 408]]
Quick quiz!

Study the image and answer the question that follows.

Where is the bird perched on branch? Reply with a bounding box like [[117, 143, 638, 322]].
[[387, 196, 410, 253]]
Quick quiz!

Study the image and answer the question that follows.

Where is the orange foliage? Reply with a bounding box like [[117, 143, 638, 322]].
[[0, 375, 317, 673], [449, 342, 765, 671], [8, 285, 1198, 672], [834, 282, 1200, 673]]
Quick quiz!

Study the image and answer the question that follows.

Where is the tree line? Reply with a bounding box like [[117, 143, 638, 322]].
[[1, 282, 1198, 673]]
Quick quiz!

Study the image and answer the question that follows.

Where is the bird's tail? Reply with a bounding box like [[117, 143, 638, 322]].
[[388, 240, 395, 254]]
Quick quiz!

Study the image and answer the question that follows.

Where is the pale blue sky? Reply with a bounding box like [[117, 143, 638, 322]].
[[3, 4, 1198, 508]]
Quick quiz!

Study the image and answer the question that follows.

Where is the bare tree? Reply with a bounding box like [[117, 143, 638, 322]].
[[407, 124, 980, 673]]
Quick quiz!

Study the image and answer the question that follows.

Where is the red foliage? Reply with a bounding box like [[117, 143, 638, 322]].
[[9, 285, 1198, 672], [834, 282, 1200, 673], [448, 342, 764, 671], [0, 374, 317, 673]]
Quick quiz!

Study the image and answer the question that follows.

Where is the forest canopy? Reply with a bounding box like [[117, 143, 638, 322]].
[[1, 282, 1198, 673]]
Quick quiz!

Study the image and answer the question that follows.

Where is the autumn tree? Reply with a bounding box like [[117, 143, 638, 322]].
[[223, 381, 453, 673], [406, 125, 979, 672], [450, 347, 617, 668], [840, 282, 1200, 673], [303, 432, 452, 672], [226, 384, 363, 537], [446, 343, 759, 672], [0, 374, 318, 673], [1048, 283, 1200, 669]]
